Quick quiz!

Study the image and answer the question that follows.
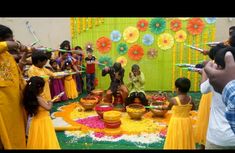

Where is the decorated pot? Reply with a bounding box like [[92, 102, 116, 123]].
[[126, 103, 146, 120], [80, 96, 98, 111], [95, 103, 113, 119]]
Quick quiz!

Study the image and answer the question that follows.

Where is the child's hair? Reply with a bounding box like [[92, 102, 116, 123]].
[[75, 46, 82, 50], [23, 76, 45, 116], [175, 77, 191, 93], [49, 59, 57, 66], [0, 24, 13, 40], [86, 48, 93, 53], [214, 46, 235, 69], [62, 59, 72, 70], [229, 32, 235, 47], [31, 51, 48, 65], [131, 64, 140, 71], [113, 62, 122, 72], [229, 26, 235, 36], [208, 43, 227, 60], [195, 63, 204, 68], [60, 40, 71, 50]]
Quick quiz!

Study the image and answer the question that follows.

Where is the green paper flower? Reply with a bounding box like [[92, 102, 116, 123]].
[[117, 43, 128, 55], [149, 18, 166, 34], [98, 56, 113, 70]]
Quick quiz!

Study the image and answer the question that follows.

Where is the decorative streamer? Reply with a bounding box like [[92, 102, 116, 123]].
[[172, 44, 176, 93], [95, 18, 99, 26], [187, 34, 192, 80], [70, 18, 75, 47], [194, 35, 200, 91], [82, 18, 86, 31], [179, 42, 183, 77], [100, 18, 104, 23], [88, 18, 92, 29], [203, 29, 208, 61], [77, 18, 81, 34], [74, 18, 77, 48]]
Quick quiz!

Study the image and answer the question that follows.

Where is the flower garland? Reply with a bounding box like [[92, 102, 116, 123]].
[[95, 18, 99, 26], [187, 34, 193, 79], [142, 34, 154, 46], [88, 18, 92, 29], [116, 56, 127, 67], [149, 18, 166, 34], [180, 42, 183, 77], [70, 18, 75, 39], [110, 30, 122, 42], [117, 43, 128, 55], [136, 19, 149, 31], [82, 18, 86, 31], [77, 18, 81, 34], [157, 33, 174, 50], [187, 18, 205, 35], [98, 56, 113, 70], [194, 35, 200, 91], [170, 19, 182, 32], [123, 26, 139, 43], [172, 44, 176, 92], [96, 37, 112, 54], [127, 44, 144, 61]]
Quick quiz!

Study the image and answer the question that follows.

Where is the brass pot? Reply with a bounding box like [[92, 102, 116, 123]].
[[150, 101, 168, 117], [126, 104, 146, 120]]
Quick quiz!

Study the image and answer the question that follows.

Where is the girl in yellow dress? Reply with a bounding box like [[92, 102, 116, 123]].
[[163, 77, 195, 149], [23, 76, 60, 149], [63, 60, 78, 99]]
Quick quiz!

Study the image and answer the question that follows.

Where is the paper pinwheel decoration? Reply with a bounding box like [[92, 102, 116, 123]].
[[98, 56, 113, 70], [147, 48, 158, 59], [187, 18, 205, 35], [175, 30, 187, 43], [149, 18, 166, 34], [116, 56, 127, 67], [205, 18, 216, 24], [170, 19, 182, 32], [142, 34, 154, 46], [117, 43, 128, 55], [157, 33, 174, 50], [123, 26, 139, 43], [110, 30, 121, 42], [137, 19, 149, 31], [128, 44, 144, 61], [96, 37, 112, 54]]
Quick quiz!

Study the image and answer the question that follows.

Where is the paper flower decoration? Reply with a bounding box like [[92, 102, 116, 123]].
[[147, 48, 158, 59], [84, 42, 94, 50], [137, 19, 149, 31], [142, 34, 154, 46], [175, 30, 187, 42], [149, 18, 166, 34], [123, 26, 139, 43], [205, 17, 216, 24], [157, 33, 174, 50], [187, 18, 205, 35], [96, 37, 112, 54], [110, 30, 121, 42], [116, 56, 127, 67], [128, 44, 144, 61], [170, 19, 182, 32], [98, 56, 113, 70], [117, 43, 128, 55]]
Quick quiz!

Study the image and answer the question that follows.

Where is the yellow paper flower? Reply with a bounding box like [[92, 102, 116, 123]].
[[175, 30, 187, 42], [178, 18, 189, 20], [123, 26, 139, 43], [157, 33, 174, 50], [116, 56, 127, 67]]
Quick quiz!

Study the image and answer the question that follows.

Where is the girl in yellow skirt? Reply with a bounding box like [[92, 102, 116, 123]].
[[163, 77, 195, 149], [23, 76, 60, 149], [63, 60, 78, 99]]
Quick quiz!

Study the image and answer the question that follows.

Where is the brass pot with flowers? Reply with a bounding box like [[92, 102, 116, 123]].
[[126, 103, 146, 120], [80, 95, 98, 111]]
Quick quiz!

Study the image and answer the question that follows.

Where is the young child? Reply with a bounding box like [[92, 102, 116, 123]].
[[163, 77, 195, 149], [48, 59, 68, 101], [27, 51, 56, 101], [126, 64, 148, 106], [23, 76, 60, 149], [85, 48, 96, 93], [62, 60, 78, 99]]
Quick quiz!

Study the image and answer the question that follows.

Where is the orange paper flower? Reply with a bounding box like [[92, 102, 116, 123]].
[[137, 19, 149, 31], [96, 37, 112, 54], [187, 18, 205, 35], [170, 19, 182, 32], [128, 44, 144, 61]]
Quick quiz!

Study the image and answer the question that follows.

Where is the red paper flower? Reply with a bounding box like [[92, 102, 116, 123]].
[[170, 19, 182, 32], [128, 44, 144, 61], [187, 18, 205, 35], [96, 37, 112, 54], [137, 19, 149, 31]]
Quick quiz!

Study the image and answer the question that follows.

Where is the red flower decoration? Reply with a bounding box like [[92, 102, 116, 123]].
[[127, 44, 144, 61], [170, 19, 182, 31], [96, 37, 112, 54], [187, 18, 205, 35], [137, 19, 149, 31]]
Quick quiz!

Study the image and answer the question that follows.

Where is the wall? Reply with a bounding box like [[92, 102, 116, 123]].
[[0, 18, 70, 48], [215, 17, 235, 41]]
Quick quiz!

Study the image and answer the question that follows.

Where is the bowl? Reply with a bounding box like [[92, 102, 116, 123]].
[[126, 104, 146, 120], [103, 111, 122, 122], [95, 103, 113, 119], [91, 89, 104, 102], [104, 120, 121, 129], [80, 96, 98, 111], [150, 101, 168, 117]]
